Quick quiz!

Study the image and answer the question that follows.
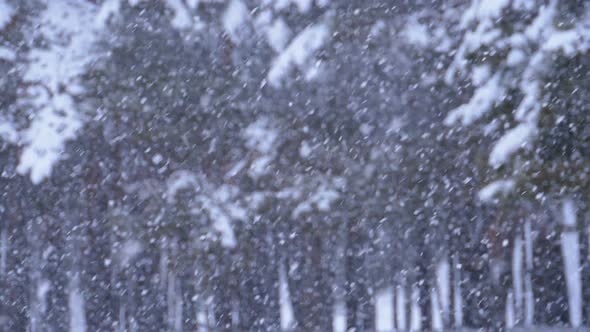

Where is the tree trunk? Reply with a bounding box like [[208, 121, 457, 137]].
[[524, 221, 534, 326], [396, 284, 407, 331], [452, 254, 463, 328], [512, 235, 524, 325], [375, 287, 394, 332], [561, 198, 582, 327]]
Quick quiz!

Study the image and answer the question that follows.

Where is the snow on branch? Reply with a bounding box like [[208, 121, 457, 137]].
[[478, 179, 515, 202], [0, 46, 15, 61], [166, 171, 245, 248], [17, 0, 101, 184], [292, 178, 344, 219], [267, 21, 330, 87], [489, 122, 536, 168], [445, 0, 590, 170], [444, 73, 505, 126]]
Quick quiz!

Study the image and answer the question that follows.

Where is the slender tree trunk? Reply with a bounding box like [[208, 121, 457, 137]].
[[410, 284, 422, 332], [375, 287, 394, 332], [416, 259, 431, 330], [332, 300, 347, 332], [0, 229, 6, 280], [506, 289, 515, 329], [69, 275, 87, 332], [561, 198, 582, 327], [452, 254, 463, 328], [183, 276, 198, 332], [436, 257, 450, 328], [512, 235, 524, 325], [68, 232, 87, 332], [585, 224, 590, 326], [28, 218, 47, 332], [524, 220, 534, 326], [0, 225, 8, 332], [396, 283, 407, 331], [279, 261, 295, 331], [431, 286, 443, 331]]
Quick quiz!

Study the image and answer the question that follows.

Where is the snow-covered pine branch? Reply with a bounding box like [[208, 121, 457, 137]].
[[444, 0, 590, 199]]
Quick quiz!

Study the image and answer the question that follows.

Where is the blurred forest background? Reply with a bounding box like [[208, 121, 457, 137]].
[[1, 0, 590, 331]]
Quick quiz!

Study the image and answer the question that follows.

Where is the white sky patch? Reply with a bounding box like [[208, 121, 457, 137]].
[[266, 18, 291, 52], [223, 0, 249, 43], [17, 0, 100, 184], [478, 179, 515, 202], [403, 15, 430, 47], [0, 0, 14, 30], [268, 22, 330, 87]]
